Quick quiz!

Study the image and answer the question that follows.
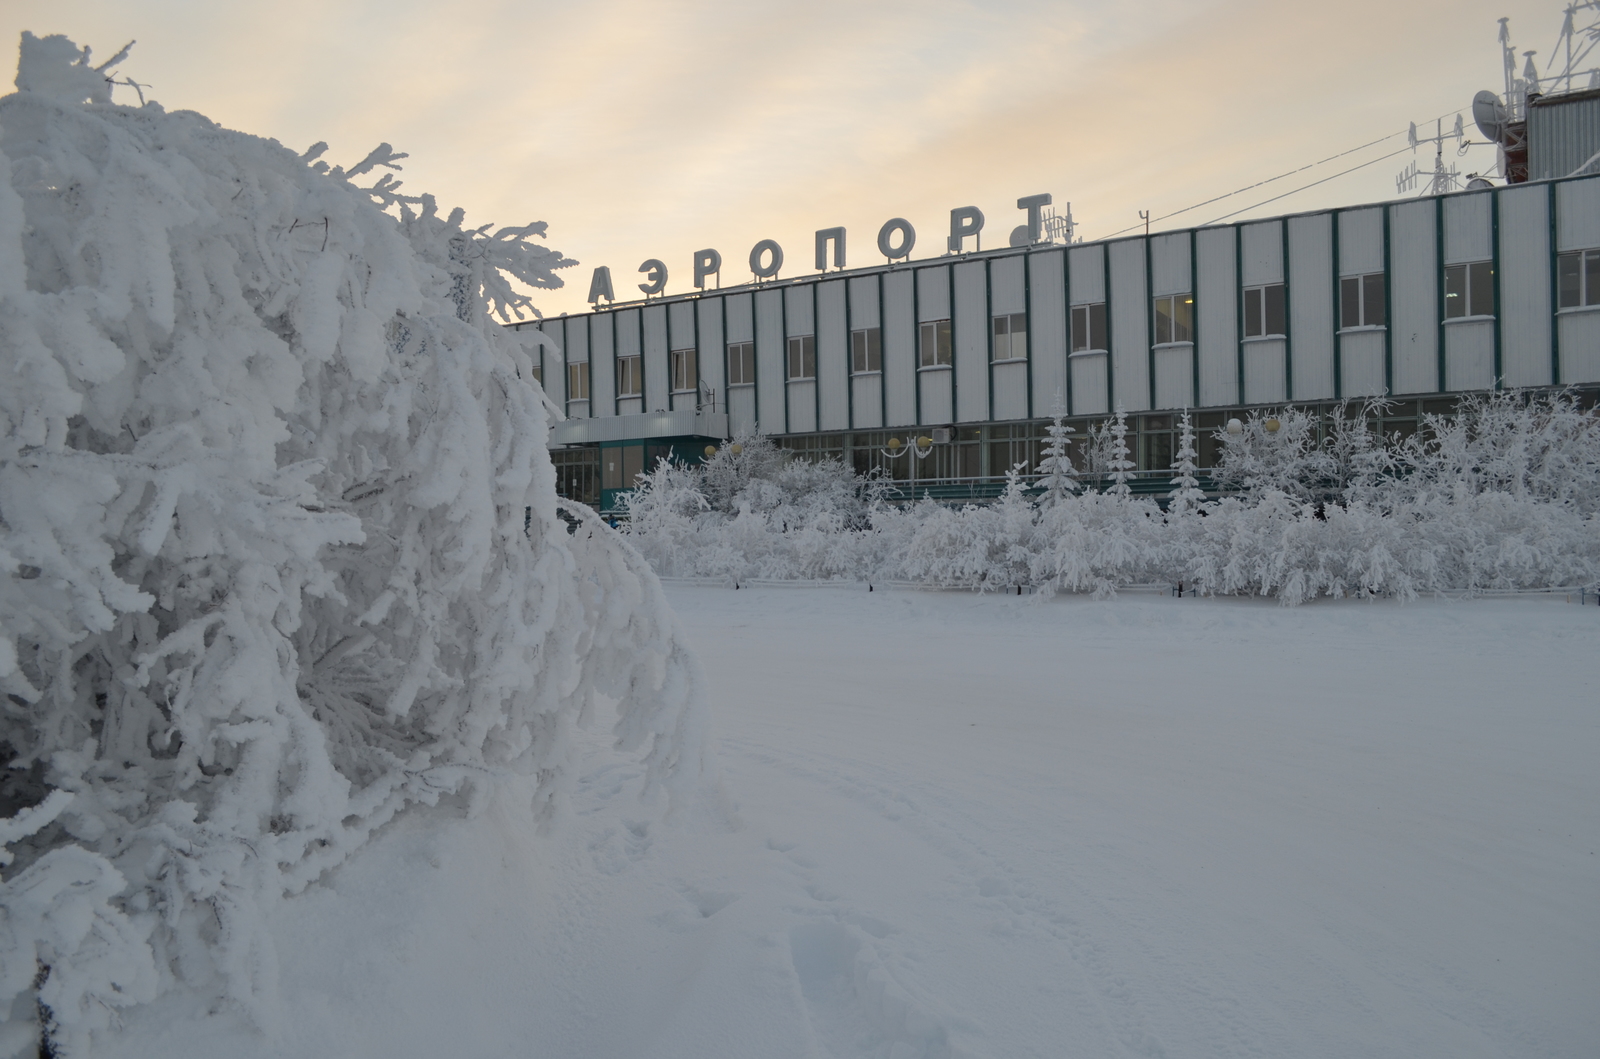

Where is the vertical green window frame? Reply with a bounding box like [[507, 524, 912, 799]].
[[1330, 209, 1343, 399], [1234, 225, 1245, 404], [1280, 220, 1293, 400], [877, 272, 888, 427], [1060, 246, 1074, 414], [1144, 234, 1155, 410], [1490, 189, 1503, 389], [1102, 244, 1115, 412], [843, 277, 854, 429], [985, 257, 995, 422], [1189, 229, 1200, 408], [1433, 195, 1446, 391]]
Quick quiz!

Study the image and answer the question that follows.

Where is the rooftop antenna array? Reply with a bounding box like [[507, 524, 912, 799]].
[[1545, 2, 1600, 94], [1397, 114, 1466, 195], [1038, 203, 1077, 245]]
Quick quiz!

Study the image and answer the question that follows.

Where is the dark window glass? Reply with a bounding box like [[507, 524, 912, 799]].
[[1071, 303, 1107, 352], [1264, 283, 1286, 336], [787, 335, 815, 379], [1559, 251, 1583, 308], [919, 320, 951, 367], [670, 348, 697, 392], [617, 354, 640, 396], [1469, 261, 1494, 317], [622, 444, 643, 486], [1340, 277, 1361, 328], [1587, 249, 1600, 307], [851, 328, 881, 372], [1154, 296, 1172, 344], [726, 342, 755, 385], [1444, 263, 1467, 318], [1244, 287, 1263, 338], [1363, 272, 1386, 326]]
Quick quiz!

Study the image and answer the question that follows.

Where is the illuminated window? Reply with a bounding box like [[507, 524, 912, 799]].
[[616, 354, 640, 397], [851, 327, 882, 373], [727, 342, 755, 385], [671, 348, 697, 392], [1340, 273, 1386, 328], [1444, 261, 1494, 319], [787, 335, 815, 380], [1243, 283, 1286, 338], [1558, 249, 1600, 309], [1071, 302, 1106, 352], [919, 320, 952, 367], [1152, 294, 1193, 345], [991, 313, 1028, 361]]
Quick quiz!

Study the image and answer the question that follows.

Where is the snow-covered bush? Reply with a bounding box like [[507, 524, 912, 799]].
[[0, 33, 708, 1055]]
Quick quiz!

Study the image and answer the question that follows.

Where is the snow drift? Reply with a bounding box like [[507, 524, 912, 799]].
[[0, 33, 710, 1057]]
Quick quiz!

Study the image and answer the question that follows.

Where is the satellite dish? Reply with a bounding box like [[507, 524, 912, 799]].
[[1466, 176, 1495, 190], [1472, 90, 1506, 144], [1009, 225, 1031, 248]]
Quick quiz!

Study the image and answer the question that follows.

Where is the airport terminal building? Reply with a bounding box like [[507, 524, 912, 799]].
[[518, 169, 1600, 513]]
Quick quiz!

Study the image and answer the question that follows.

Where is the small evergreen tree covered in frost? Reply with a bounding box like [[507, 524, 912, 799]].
[[0, 34, 710, 1055], [1105, 406, 1136, 498], [1036, 398, 1079, 506], [1167, 409, 1207, 517]]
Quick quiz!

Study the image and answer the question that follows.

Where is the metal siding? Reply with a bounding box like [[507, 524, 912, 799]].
[[916, 266, 950, 320], [847, 276, 880, 328], [1029, 250, 1069, 414], [954, 260, 988, 422], [1195, 227, 1237, 407], [1152, 347, 1193, 409], [1338, 209, 1384, 274], [1070, 355, 1108, 415], [1242, 339, 1286, 403], [724, 293, 754, 342], [919, 372, 953, 423], [1240, 221, 1283, 285], [1530, 95, 1600, 180], [1288, 214, 1334, 400], [784, 284, 815, 336], [543, 322, 567, 406], [1445, 320, 1495, 390], [589, 314, 614, 414], [816, 280, 849, 431], [989, 255, 1025, 314], [1068, 244, 1104, 302], [1108, 240, 1149, 411], [787, 380, 817, 433], [1559, 311, 1600, 382], [1389, 201, 1439, 395], [697, 298, 726, 408], [1443, 193, 1492, 263], [1149, 232, 1191, 295], [1340, 330, 1386, 397], [1555, 178, 1600, 250], [728, 385, 757, 435], [754, 290, 785, 433], [578, 317, 611, 415], [992, 362, 1028, 420], [883, 270, 917, 427], [850, 376, 883, 428], [667, 301, 695, 349], [1498, 185, 1553, 387], [642, 305, 668, 411]]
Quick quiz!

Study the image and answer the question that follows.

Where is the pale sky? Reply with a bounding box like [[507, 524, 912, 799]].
[[2, 0, 1566, 317]]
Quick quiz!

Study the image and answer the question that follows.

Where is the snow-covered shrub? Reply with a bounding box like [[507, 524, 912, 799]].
[[0, 33, 708, 1054]]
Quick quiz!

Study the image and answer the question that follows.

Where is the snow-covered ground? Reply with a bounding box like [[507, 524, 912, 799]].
[[102, 587, 1598, 1059]]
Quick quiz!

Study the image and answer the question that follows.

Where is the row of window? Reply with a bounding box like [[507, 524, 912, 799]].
[[561, 254, 1600, 401]]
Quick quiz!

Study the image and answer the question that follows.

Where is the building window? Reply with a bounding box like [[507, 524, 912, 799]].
[[919, 319, 952, 367], [1340, 272, 1386, 328], [727, 341, 755, 385], [1558, 249, 1600, 308], [851, 327, 882, 373], [991, 313, 1028, 361], [1444, 260, 1494, 319], [671, 348, 697, 392], [1243, 283, 1286, 338], [566, 361, 589, 401], [787, 335, 815, 380], [1152, 294, 1193, 345], [530, 362, 542, 386], [1071, 302, 1107, 352], [616, 354, 641, 397]]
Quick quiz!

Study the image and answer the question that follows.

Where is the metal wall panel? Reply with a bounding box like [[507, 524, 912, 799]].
[[1530, 92, 1600, 180], [1338, 208, 1383, 274], [989, 255, 1025, 315], [1288, 213, 1334, 400], [1555, 178, 1600, 250], [642, 305, 668, 411], [1340, 330, 1386, 397], [783, 283, 815, 336], [816, 280, 849, 431], [1152, 347, 1193, 409], [1498, 184, 1553, 387], [1070, 354, 1108, 416], [1243, 339, 1286, 404], [1068, 244, 1104, 303], [1559, 311, 1600, 383], [1150, 232, 1191, 296], [589, 314, 614, 413], [541, 321, 566, 406], [916, 265, 951, 321], [1195, 227, 1237, 407], [992, 362, 1028, 421], [1443, 192, 1492, 264], [883, 270, 917, 427], [1029, 250, 1068, 416], [728, 385, 757, 435], [1108, 239, 1149, 411], [1445, 320, 1494, 391], [850, 375, 883, 429], [847, 276, 880, 328], [724, 292, 754, 342], [1390, 201, 1439, 395], [696, 298, 725, 408], [919, 371, 953, 423], [954, 260, 988, 422], [754, 289, 785, 433], [1240, 220, 1283, 285], [787, 380, 817, 434]]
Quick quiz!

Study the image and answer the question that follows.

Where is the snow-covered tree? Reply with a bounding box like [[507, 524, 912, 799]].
[[1106, 405, 1136, 499], [1035, 397, 1079, 507], [0, 34, 709, 1054], [1167, 409, 1206, 517]]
